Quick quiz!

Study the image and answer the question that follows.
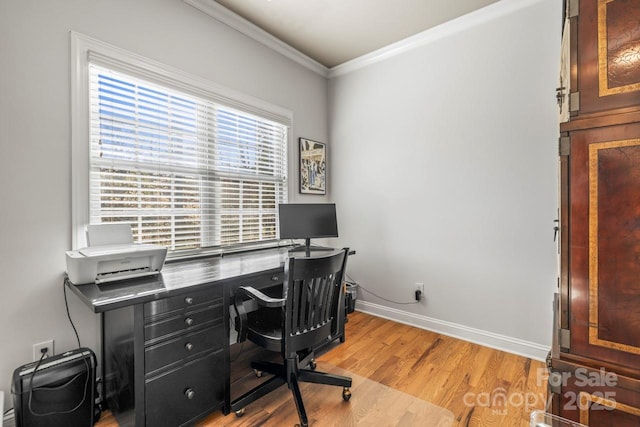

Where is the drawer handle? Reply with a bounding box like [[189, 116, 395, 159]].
[[185, 388, 195, 400], [271, 276, 279, 281], [185, 317, 194, 326], [185, 297, 194, 305], [185, 342, 194, 351]]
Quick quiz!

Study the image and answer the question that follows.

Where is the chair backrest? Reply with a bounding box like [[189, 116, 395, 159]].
[[282, 248, 349, 357]]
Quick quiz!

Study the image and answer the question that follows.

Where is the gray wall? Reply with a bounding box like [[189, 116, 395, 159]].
[[0, 0, 328, 409], [329, 0, 561, 358]]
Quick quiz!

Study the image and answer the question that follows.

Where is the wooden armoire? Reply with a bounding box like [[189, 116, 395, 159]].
[[551, 0, 640, 425]]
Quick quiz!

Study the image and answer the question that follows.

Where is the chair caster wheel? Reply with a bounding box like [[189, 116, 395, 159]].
[[309, 359, 316, 370], [253, 369, 263, 378], [235, 408, 246, 417], [342, 387, 351, 401]]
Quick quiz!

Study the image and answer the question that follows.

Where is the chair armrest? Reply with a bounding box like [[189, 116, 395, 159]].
[[236, 286, 285, 308], [233, 286, 285, 343]]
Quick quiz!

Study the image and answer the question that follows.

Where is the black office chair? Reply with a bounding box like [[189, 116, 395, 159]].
[[231, 248, 352, 427]]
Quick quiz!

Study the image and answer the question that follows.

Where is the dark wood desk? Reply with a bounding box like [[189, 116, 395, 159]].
[[67, 247, 347, 427]]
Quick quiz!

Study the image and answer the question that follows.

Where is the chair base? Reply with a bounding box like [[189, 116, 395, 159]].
[[230, 357, 352, 427]]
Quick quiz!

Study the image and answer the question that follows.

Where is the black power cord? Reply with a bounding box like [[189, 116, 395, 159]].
[[63, 277, 82, 348], [345, 274, 419, 306]]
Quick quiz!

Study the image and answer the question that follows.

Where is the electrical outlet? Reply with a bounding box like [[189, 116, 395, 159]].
[[415, 283, 425, 302], [32, 339, 54, 361]]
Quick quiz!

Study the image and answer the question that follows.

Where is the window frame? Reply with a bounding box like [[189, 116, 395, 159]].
[[71, 32, 293, 255]]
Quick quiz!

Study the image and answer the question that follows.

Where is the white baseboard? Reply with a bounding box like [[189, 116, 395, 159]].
[[354, 301, 550, 361]]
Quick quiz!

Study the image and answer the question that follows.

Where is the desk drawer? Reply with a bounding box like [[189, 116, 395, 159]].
[[145, 304, 222, 343], [144, 286, 222, 318], [145, 349, 225, 427], [145, 322, 225, 374]]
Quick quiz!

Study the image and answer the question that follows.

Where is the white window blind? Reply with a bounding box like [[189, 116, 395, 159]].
[[88, 64, 288, 254]]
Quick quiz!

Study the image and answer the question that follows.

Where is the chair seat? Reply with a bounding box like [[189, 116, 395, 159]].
[[246, 307, 282, 352]]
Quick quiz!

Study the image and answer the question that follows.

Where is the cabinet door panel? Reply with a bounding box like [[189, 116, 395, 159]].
[[552, 362, 640, 426], [585, 400, 640, 426], [593, 142, 640, 351], [568, 122, 640, 369], [574, 0, 640, 116]]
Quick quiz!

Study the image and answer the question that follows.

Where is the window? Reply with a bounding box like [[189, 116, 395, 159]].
[[72, 33, 290, 256]]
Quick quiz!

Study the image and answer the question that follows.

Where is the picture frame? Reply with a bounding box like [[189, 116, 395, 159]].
[[299, 138, 326, 195]]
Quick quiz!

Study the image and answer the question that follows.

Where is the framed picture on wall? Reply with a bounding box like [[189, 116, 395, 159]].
[[299, 138, 326, 195]]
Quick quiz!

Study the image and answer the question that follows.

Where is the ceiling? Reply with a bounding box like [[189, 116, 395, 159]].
[[214, 0, 501, 68]]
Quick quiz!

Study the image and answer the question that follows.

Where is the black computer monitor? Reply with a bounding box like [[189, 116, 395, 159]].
[[278, 203, 338, 252]]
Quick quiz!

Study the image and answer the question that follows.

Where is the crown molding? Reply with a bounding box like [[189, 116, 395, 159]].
[[185, 0, 546, 80], [328, 0, 544, 78], [183, 0, 329, 77]]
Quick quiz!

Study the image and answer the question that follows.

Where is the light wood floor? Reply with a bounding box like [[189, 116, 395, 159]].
[[319, 312, 548, 426], [97, 311, 548, 426]]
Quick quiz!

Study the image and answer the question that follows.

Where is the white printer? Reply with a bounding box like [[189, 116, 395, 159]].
[[65, 224, 167, 285]]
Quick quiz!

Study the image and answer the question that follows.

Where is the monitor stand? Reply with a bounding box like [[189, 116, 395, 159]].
[[288, 238, 334, 255]]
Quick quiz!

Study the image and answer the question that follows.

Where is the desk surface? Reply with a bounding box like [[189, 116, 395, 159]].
[[67, 246, 345, 313]]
